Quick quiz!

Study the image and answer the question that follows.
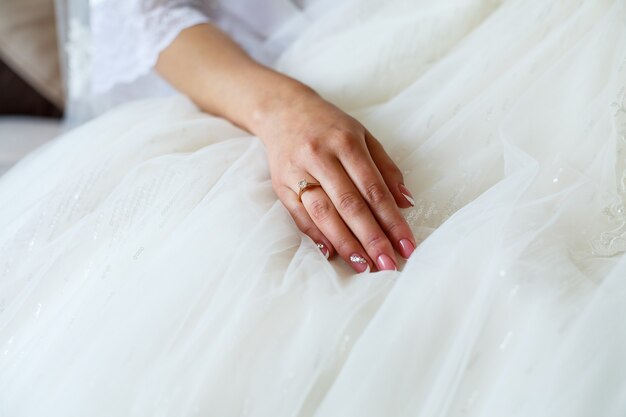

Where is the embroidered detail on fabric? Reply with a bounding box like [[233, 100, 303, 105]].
[[590, 87, 626, 257], [404, 170, 475, 234]]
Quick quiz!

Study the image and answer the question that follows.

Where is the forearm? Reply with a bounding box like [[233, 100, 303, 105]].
[[155, 23, 317, 138], [156, 24, 416, 272]]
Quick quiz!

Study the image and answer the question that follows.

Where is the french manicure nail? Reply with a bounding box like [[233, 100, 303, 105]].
[[350, 253, 370, 273], [398, 238, 415, 259], [317, 242, 329, 259], [376, 254, 397, 271], [399, 184, 415, 207]]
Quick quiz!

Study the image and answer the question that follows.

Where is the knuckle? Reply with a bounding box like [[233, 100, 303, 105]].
[[336, 130, 353, 142], [367, 134, 381, 146], [338, 191, 366, 214], [308, 198, 332, 221], [301, 140, 329, 169], [333, 131, 358, 152], [365, 233, 387, 250], [364, 182, 389, 206], [384, 220, 404, 236], [332, 236, 353, 253], [302, 136, 323, 156]]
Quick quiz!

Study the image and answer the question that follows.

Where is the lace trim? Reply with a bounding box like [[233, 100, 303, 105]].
[[91, 2, 211, 94]]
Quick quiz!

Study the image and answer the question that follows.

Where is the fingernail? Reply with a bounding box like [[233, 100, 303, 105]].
[[376, 254, 397, 271], [399, 184, 415, 207], [398, 238, 415, 259], [350, 253, 370, 273], [317, 242, 330, 259]]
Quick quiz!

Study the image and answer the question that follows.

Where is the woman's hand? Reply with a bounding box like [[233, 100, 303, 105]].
[[252, 84, 416, 272], [156, 24, 416, 272]]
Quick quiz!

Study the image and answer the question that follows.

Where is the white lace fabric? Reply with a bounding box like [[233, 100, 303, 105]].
[[91, 0, 211, 94], [89, 0, 311, 99]]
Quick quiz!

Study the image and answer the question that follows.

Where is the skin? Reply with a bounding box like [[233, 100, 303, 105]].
[[156, 23, 416, 272]]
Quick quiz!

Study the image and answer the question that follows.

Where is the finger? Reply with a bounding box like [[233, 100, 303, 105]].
[[277, 185, 334, 259], [365, 130, 415, 209], [338, 137, 417, 260], [300, 186, 373, 273], [311, 157, 399, 270]]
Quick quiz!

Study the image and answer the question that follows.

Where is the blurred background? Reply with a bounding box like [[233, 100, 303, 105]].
[[0, 0, 65, 175]]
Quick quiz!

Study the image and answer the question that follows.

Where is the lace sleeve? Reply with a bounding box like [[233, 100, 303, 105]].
[[91, 0, 211, 94]]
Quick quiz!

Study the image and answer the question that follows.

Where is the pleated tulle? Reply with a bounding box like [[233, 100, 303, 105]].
[[1, 0, 626, 416]]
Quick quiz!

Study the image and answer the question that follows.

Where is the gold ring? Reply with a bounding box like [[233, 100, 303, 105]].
[[297, 179, 321, 202]]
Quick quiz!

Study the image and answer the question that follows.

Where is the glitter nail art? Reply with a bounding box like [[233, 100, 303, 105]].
[[350, 254, 367, 263], [317, 243, 329, 259]]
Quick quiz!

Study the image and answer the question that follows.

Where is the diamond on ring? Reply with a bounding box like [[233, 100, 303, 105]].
[[296, 179, 322, 202]]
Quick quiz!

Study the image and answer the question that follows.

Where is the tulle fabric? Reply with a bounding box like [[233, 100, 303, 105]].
[[2, 0, 626, 415]]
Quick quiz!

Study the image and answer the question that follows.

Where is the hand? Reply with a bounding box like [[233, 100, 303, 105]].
[[155, 24, 416, 271], [254, 84, 417, 272]]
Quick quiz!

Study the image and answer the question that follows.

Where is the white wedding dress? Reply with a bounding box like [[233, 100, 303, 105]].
[[2, 0, 626, 416]]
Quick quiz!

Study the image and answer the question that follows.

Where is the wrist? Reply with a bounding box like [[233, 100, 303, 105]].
[[245, 74, 320, 139]]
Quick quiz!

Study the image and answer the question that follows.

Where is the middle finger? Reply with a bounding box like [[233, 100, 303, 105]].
[[312, 157, 398, 271], [339, 142, 416, 260]]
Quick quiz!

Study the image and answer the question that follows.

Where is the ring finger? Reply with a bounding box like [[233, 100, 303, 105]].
[[277, 184, 334, 259], [298, 183, 373, 273]]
